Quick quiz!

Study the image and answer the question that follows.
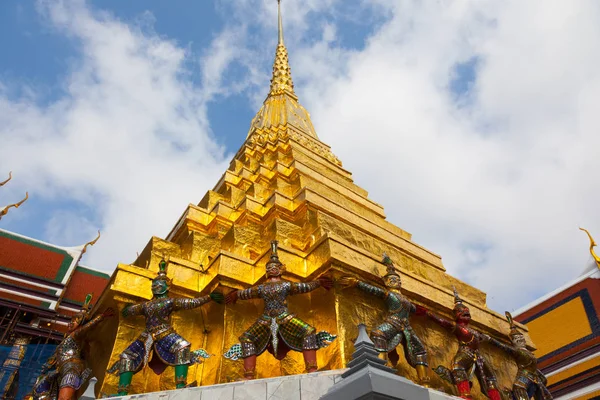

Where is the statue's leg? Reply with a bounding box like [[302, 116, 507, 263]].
[[486, 386, 501, 400], [57, 387, 76, 400], [242, 355, 257, 379], [117, 372, 134, 396], [237, 319, 271, 380], [451, 352, 472, 399], [174, 364, 188, 389], [111, 342, 145, 396], [414, 357, 430, 386], [241, 342, 258, 380], [370, 329, 388, 353], [403, 328, 430, 386], [481, 358, 501, 400], [302, 331, 319, 372], [172, 346, 192, 388], [302, 349, 318, 373], [370, 323, 396, 366]]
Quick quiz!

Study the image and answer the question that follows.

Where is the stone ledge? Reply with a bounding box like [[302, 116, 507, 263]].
[[107, 369, 457, 400]]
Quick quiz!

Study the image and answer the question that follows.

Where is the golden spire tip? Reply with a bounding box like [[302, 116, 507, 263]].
[[268, 0, 294, 96], [277, 0, 284, 45]]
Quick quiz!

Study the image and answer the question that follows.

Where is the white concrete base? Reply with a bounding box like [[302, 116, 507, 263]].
[[110, 369, 343, 400], [107, 369, 457, 400]]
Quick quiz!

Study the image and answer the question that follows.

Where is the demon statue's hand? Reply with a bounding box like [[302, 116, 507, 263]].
[[318, 276, 334, 290], [225, 290, 239, 305], [210, 291, 225, 304], [338, 276, 359, 289], [102, 308, 115, 318], [414, 304, 428, 316]]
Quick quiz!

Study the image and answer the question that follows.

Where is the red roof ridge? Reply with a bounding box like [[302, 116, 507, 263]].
[[0, 228, 84, 258]]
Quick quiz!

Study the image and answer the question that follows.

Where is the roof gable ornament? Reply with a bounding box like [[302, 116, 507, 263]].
[[0, 192, 28, 221], [81, 230, 101, 255], [0, 171, 12, 187], [580, 227, 600, 269]]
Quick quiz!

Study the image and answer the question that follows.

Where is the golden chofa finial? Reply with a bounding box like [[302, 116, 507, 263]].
[[0, 171, 12, 187], [0, 192, 28, 221], [81, 230, 101, 255], [580, 227, 600, 268], [269, 0, 295, 96]]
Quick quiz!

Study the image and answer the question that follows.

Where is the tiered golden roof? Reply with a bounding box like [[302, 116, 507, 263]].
[[90, 2, 530, 397]]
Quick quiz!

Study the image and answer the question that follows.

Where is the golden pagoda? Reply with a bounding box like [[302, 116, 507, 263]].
[[88, 2, 531, 397]]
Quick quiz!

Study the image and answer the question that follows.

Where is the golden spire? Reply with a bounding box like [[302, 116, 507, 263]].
[[246, 0, 323, 141], [580, 227, 600, 269], [278, 0, 284, 44], [0, 192, 28, 221], [0, 171, 12, 187], [269, 0, 295, 96]]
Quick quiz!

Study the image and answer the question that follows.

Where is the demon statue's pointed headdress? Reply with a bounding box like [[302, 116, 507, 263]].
[[382, 253, 400, 278], [505, 312, 521, 339], [72, 293, 93, 324], [266, 240, 285, 277], [452, 286, 470, 318]]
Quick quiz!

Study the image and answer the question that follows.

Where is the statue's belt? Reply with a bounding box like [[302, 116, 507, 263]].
[[385, 315, 410, 330], [257, 312, 294, 325], [145, 325, 175, 341], [458, 345, 480, 361]]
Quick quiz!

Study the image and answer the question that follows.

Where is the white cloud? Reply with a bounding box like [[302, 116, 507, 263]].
[[303, 0, 600, 311], [0, 0, 230, 269], [210, 0, 600, 311]]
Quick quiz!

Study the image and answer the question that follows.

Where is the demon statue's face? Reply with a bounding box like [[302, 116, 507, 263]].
[[384, 274, 402, 290], [454, 304, 471, 324], [511, 333, 527, 348], [151, 278, 169, 296], [266, 260, 283, 278], [68, 314, 84, 332]]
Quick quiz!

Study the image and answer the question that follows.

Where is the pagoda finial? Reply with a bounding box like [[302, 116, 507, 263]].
[[269, 0, 294, 96], [580, 227, 600, 269], [278, 0, 284, 45]]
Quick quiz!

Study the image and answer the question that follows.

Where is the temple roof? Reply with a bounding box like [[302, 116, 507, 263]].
[[0, 228, 109, 311], [512, 265, 599, 318]]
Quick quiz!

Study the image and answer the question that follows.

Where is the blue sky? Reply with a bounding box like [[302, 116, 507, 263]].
[[1, 1, 247, 148], [0, 0, 395, 243], [1, 0, 599, 312]]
